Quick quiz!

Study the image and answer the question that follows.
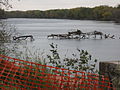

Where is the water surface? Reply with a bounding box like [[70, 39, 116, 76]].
[[6, 18, 120, 62]]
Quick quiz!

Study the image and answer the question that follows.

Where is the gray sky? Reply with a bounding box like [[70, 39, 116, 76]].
[[9, 0, 120, 11]]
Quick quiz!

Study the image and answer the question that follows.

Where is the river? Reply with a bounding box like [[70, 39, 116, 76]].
[[5, 18, 120, 63]]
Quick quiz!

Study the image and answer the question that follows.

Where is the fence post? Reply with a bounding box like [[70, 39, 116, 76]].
[[99, 61, 120, 90]]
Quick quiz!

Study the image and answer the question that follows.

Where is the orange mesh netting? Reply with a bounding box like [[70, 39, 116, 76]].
[[0, 55, 113, 90]]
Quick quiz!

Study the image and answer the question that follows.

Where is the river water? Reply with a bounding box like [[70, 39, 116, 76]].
[[5, 18, 120, 63]]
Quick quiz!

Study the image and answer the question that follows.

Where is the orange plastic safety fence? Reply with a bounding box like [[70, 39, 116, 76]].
[[0, 55, 113, 90]]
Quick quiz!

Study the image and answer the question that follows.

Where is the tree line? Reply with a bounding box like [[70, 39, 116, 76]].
[[1, 5, 120, 22], [0, 8, 6, 19]]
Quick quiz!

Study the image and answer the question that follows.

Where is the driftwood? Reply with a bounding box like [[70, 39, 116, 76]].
[[13, 35, 34, 41]]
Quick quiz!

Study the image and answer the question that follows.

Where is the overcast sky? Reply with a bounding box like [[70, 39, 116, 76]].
[[9, 0, 120, 11]]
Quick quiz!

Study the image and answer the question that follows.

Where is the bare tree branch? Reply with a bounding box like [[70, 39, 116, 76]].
[[0, 0, 12, 9]]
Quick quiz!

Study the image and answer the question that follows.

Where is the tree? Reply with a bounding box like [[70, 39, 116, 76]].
[[116, 4, 120, 9], [93, 5, 113, 20], [113, 9, 120, 23], [3, 4, 120, 22], [0, 0, 20, 19], [0, 8, 6, 19], [47, 43, 98, 73]]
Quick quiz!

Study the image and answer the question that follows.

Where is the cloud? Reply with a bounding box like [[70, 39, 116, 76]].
[[9, 0, 120, 11]]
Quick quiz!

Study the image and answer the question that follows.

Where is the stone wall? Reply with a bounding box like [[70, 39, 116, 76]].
[[99, 61, 120, 90]]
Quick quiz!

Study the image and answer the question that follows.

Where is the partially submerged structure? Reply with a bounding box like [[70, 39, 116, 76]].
[[47, 29, 115, 40]]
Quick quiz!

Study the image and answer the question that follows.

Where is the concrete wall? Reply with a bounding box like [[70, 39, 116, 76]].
[[99, 61, 120, 90]]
